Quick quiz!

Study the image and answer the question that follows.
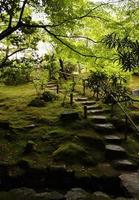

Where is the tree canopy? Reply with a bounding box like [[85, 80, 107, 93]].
[[0, 0, 139, 71]]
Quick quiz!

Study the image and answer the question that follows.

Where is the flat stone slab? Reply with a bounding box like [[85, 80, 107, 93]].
[[81, 101, 96, 106], [105, 144, 127, 160], [76, 97, 88, 101], [104, 135, 123, 144], [106, 144, 126, 152], [88, 115, 108, 123], [113, 159, 137, 171], [87, 109, 110, 115], [93, 123, 115, 132], [119, 172, 139, 198], [47, 84, 57, 87], [86, 104, 101, 110]]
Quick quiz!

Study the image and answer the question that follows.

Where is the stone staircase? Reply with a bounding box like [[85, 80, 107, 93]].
[[46, 81, 58, 92], [76, 96, 138, 172]]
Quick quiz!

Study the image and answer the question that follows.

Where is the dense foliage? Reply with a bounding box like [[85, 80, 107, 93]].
[[0, 0, 139, 85]]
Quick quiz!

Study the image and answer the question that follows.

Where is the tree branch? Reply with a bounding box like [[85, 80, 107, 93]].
[[0, 47, 27, 68], [19, 0, 28, 22], [46, 33, 102, 44], [44, 28, 112, 60]]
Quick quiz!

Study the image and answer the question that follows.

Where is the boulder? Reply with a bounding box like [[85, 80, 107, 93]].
[[9, 187, 35, 199], [28, 98, 45, 107], [35, 191, 65, 200], [119, 172, 139, 199], [93, 191, 111, 199], [65, 188, 89, 200]]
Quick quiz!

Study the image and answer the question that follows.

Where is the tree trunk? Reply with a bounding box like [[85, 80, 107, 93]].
[[59, 58, 67, 80]]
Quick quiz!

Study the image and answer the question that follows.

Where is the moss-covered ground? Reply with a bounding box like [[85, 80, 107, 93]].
[[0, 75, 139, 177]]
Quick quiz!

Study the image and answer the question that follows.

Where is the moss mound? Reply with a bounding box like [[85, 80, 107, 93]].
[[53, 142, 94, 165]]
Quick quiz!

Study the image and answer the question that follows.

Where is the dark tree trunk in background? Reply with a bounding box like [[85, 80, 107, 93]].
[[59, 58, 67, 80]]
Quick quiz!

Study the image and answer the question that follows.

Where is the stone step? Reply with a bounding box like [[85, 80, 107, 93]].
[[105, 144, 127, 160], [104, 135, 124, 144], [113, 159, 137, 171], [88, 115, 108, 123], [46, 84, 57, 88], [87, 109, 110, 115], [86, 104, 101, 110], [81, 101, 96, 106], [75, 97, 88, 101], [93, 123, 115, 132]]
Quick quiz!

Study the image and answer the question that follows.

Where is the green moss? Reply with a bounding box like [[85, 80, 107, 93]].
[[52, 142, 94, 165], [123, 136, 139, 164]]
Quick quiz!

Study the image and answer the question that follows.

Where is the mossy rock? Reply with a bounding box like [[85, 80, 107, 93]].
[[0, 188, 36, 200], [28, 97, 45, 107], [41, 91, 57, 102], [52, 142, 94, 164]]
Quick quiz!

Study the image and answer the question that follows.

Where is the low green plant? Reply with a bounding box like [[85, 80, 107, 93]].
[[1, 59, 33, 85]]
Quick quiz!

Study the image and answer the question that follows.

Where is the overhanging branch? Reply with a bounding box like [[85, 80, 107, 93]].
[[44, 27, 112, 61]]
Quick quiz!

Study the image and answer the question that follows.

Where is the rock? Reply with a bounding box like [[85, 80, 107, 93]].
[[28, 97, 45, 107], [93, 191, 110, 199], [86, 104, 101, 110], [93, 123, 115, 132], [60, 110, 79, 121], [81, 100, 96, 106], [113, 160, 137, 171], [105, 144, 127, 160], [104, 135, 123, 144], [76, 97, 88, 101], [9, 187, 36, 199], [119, 172, 139, 199], [35, 191, 65, 200], [88, 115, 108, 123], [65, 188, 89, 200], [23, 140, 36, 154], [41, 91, 57, 102], [115, 198, 137, 200], [87, 109, 110, 115]]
